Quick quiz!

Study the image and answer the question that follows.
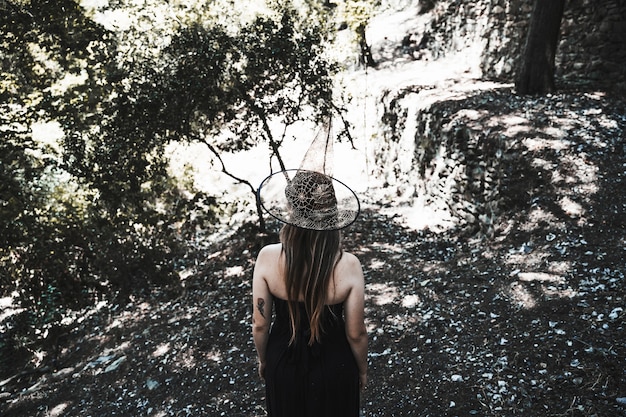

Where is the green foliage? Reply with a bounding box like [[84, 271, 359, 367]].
[[343, 0, 380, 31], [139, 3, 338, 227], [160, 5, 336, 150], [340, 0, 381, 67], [1, 0, 337, 369], [1, 0, 216, 347]]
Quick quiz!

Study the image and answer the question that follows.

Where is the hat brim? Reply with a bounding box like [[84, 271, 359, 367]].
[[257, 169, 360, 231]]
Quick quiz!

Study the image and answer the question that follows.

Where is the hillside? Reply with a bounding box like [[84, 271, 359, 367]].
[[2, 2, 625, 417], [3, 65, 625, 417]]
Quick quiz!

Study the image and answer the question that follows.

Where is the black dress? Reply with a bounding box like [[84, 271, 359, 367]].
[[264, 297, 360, 417]]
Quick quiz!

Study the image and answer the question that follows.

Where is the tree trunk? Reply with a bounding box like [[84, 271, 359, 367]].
[[356, 23, 377, 68], [516, 0, 566, 95]]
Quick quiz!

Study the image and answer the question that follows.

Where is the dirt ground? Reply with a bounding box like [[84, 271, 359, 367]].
[[1, 83, 625, 417]]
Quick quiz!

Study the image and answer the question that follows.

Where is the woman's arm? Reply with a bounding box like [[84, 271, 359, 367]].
[[252, 246, 274, 379], [343, 254, 368, 390]]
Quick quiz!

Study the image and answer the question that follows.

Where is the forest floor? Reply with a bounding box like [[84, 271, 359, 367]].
[[1, 80, 625, 416], [2, 4, 626, 414]]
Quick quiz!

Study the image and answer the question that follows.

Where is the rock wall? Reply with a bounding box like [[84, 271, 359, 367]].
[[556, 0, 626, 93], [368, 0, 626, 234], [390, 0, 626, 94], [374, 84, 510, 235]]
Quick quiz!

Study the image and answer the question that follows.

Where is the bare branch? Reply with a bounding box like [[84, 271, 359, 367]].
[[331, 103, 357, 150]]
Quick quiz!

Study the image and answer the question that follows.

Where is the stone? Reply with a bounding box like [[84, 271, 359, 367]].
[[104, 356, 127, 373]]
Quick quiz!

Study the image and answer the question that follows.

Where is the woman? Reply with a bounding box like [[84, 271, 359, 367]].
[[253, 169, 367, 417]]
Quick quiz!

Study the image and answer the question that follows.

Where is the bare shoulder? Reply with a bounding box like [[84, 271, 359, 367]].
[[256, 243, 282, 261], [339, 251, 363, 271], [334, 252, 365, 307], [254, 243, 282, 280], [335, 251, 364, 286]]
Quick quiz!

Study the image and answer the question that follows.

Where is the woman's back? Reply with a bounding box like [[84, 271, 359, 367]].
[[257, 242, 360, 306]]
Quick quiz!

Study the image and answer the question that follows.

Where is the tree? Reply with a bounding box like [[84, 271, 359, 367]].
[[0, 0, 211, 342], [1, 0, 340, 311], [0, 0, 346, 379], [155, 5, 339, 231], [1, 0, 342, 363], [516, 0, 566, 95], [343, 0, 379, 68]]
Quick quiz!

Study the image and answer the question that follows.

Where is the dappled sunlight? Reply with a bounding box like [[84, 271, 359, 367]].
[[103, 341, 131, 356], [368, 283, 400, 306], [545, 261, 571, 274], [542, 285, 577, 299], [0, 267, 260, 413], [105, 301, 152, 332], [501, 267, 583, 310], [505, 249, 550, 267], [517, 207, 560, 231], [367, 258, 387, 271], [523, 136, 571, 152], [518, 272, 565, 284], [204, 349, 223, 363], [422, 261, 452, 276], [531, 156, 555, 171], [401, 294, 421, 308], [365, 79, 621, 244], [559, 196, 585, 218], [2, 0, 623, 415], [176, 347, 199, 371], [505, 282, 537, 309], [542, 125, 570, 140], [48, 402, 70, 417], [489, 89, 623, 312], [224, 265, 245, 278], [596, 114, 620, 131], [370, 242, 408, 253], [556, 154, 599, 188], [488, 114, 531, 136], [507, 270, 577, 308], [152, 342, 170, 358], [456, 108, 489, 121]]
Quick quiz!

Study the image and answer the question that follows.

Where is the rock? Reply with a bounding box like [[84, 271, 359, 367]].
[[104, 356, 127, 373], [609, 307, 623, 320], [146, 379, 159, 390]]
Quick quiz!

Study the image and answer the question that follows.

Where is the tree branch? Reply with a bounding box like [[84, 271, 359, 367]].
[[191, 132, 267, 231]]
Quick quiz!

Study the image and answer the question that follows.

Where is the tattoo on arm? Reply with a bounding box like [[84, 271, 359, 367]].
[[257, 298, 266, 319]]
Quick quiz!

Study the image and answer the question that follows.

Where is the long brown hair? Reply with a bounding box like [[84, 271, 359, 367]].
[[280, 224, 342, 345]]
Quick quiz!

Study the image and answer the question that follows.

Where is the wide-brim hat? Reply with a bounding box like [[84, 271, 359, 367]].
[[257, 169, 360, 231], [257, 119, 360, 231]]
